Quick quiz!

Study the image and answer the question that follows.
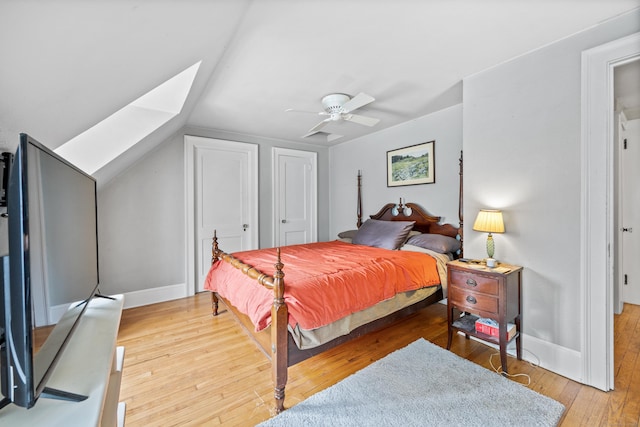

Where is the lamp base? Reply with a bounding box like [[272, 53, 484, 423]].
[[486, 233, 495, 259]]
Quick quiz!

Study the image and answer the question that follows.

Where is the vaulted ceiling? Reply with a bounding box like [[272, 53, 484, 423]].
[[1, 1, 639, 183]]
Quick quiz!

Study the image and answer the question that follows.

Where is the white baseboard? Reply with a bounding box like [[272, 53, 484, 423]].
[[120, 283, 188, 309], [518, 333, 582, 383], [465, 331, 582, 383]]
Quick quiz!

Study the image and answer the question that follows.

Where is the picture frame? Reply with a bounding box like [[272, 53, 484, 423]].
[[387, 141, 435, 187]]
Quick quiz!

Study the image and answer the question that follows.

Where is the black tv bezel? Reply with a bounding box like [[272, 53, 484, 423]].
[[0, 133, 100, 409]]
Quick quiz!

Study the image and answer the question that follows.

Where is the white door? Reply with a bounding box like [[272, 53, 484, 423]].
[[621, 118, 640, 305], [272, 148, 317, 246], [185, 136, 258, 293]]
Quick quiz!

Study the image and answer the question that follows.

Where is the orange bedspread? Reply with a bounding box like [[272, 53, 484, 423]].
[[204, 240, 440, 332]]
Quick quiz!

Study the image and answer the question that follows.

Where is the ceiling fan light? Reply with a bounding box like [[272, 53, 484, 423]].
[[321, 93, 350, 112]]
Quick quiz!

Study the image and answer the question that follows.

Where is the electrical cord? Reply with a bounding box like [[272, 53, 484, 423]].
[[489, 348, 541, 387]]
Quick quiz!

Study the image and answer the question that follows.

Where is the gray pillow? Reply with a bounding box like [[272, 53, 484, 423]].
[[352, 219, 415, 250], [406, 233, 461, 254], [337, 230, 358, 239]]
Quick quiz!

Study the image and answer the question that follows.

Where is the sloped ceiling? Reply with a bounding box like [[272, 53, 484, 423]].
[[1, 1, 639, 183]]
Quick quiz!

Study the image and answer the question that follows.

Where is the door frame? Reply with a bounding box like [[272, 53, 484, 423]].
[[272, 147, 317, 247], [581, 32, 640, 391], [185, 135, 258, 295]]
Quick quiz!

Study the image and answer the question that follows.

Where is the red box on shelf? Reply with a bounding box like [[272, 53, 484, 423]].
[[475, 318, 516, 340]]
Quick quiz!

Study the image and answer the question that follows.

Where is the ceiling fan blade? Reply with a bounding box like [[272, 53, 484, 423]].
[[305, 119, 331, 135], [342, 92, 375, 113], [344, 113, 380, 127], [285, 108, 329, 116]]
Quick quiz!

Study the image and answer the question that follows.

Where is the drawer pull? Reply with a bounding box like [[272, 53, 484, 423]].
[[465, 278, 477, 287], [466, 295, 477, 304]]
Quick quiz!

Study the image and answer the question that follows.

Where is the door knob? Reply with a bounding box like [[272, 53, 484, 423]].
[[242, 224, 249, 231], [281, 219, 287, 223]]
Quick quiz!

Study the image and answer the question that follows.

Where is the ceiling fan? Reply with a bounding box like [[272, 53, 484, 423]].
[[286, 92, 380, 140]]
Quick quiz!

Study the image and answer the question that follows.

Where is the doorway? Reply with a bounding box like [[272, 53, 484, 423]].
[[616, 61, 640, 308], [582, 32, 640, 391]]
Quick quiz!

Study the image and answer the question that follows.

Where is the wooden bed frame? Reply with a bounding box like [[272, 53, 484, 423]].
[[209, 151, 463, 413]]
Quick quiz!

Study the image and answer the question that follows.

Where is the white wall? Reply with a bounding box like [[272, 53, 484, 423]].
[[329, 104, 463, 237], [97, 126, 330, 302], [97, 131, 185, 297], [463, 10, 640, 367]]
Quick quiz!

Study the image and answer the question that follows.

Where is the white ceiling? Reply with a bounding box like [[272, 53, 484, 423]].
[[1, 1, 639, 180]]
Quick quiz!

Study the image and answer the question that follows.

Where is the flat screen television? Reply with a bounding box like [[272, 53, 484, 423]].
[[0, 133, 100, 409]]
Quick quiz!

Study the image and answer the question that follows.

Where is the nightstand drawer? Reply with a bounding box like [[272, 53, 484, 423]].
[[450, 270, 499, 295], [449, 289, 498, 313]]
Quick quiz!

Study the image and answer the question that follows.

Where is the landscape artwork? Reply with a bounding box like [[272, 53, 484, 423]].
[[387, 141, 435, 187]]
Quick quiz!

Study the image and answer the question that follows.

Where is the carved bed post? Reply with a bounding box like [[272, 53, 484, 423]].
[[270, 248, 288, 413], [458, 151, 464, 256], [211, 231, 219, 316], [357, 170, 363, 228]]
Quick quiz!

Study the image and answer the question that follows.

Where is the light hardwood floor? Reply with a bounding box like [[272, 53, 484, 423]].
[[116, 293, 640, 426]]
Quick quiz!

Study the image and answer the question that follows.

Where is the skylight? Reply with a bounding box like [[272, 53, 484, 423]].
[[55, 61, 201, 175]]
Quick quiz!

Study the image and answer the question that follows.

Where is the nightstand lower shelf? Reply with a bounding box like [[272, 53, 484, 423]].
[[451, 314, 520, 348]]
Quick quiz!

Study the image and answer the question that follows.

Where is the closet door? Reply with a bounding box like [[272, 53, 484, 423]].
[[272, 147, 317, 246], [186, 136, 258, 293]]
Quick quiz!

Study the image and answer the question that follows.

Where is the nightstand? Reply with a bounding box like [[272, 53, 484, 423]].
[[446, 260, 523, 374]]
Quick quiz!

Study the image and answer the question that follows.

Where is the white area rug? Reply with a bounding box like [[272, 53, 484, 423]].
[[257, 339, 564, 427]]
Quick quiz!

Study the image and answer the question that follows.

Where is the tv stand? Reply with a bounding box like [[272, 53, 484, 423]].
[[95, 293, 116, 301], [41, 386, 88, 402], [0, 295, 125, 426]]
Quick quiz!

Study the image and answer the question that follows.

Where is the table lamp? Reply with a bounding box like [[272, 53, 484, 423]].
[[472, 209, 505, 266]]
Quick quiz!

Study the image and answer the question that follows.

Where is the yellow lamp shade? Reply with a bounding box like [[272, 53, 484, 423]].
[[473, 210, 505, 234]]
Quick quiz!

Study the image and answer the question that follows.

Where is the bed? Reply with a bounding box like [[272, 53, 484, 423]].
[[205, 152, 463, 413]]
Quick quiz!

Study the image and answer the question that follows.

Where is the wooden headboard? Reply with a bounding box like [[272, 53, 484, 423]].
[[356, 151, 464, 243], [369, 202, 460, 238]]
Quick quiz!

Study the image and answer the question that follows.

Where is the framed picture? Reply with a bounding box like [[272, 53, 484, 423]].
[[387, 141, 435, 187]]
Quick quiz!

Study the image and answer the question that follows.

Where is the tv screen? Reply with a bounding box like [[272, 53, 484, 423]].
[[0, 133, 99, 409]]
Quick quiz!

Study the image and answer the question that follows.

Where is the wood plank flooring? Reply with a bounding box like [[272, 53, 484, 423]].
[[116, 293, 640, 426]]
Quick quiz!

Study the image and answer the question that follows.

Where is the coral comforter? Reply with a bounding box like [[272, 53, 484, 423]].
[[204, 240, 440, 332]]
